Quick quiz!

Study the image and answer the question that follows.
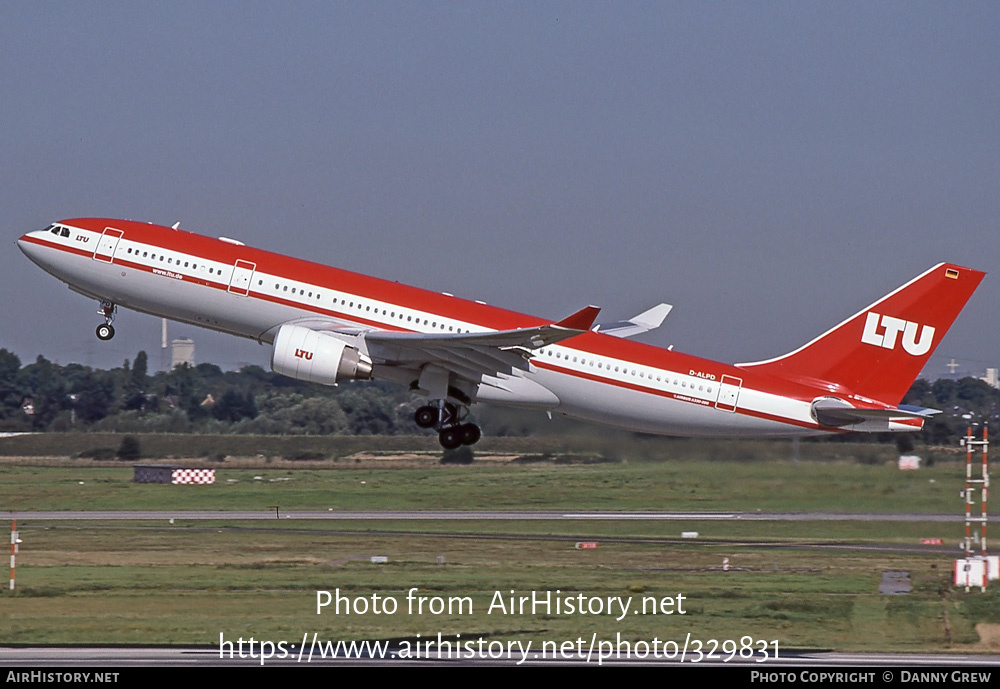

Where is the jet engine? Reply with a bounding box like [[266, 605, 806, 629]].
[[270, 324, 373, 385]]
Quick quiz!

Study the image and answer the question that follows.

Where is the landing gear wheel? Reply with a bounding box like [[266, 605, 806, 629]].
[[459, 423, 481, 446], [439, 427, 463, 450], [96, 300, 117, 341], [414, 406, 438, 429]]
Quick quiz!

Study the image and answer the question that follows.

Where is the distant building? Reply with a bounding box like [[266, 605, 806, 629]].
[[171, 338, 195, 368], [981, 368, 999, 389]]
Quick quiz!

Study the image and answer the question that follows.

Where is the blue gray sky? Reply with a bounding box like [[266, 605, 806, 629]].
[[3, 2, 998, 377]]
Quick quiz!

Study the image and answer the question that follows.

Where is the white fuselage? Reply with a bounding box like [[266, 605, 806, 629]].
[[19, 219, 925, 438]]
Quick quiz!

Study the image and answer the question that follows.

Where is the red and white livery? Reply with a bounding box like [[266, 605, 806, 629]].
[[18, 218, 985, 448]]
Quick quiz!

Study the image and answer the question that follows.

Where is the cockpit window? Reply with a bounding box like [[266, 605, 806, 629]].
[[60, 228, 70, 237], [49, 226, 59, 234]]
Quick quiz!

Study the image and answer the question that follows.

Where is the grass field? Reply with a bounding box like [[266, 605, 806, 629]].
[[1, 436, 998, 654], [6, 521, 998, 653], [0, 452, 987, 514]]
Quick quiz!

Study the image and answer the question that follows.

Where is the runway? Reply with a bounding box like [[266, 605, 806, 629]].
[[0, 510, 968, 521]]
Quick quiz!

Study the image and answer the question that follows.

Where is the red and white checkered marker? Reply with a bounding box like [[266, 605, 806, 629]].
[[171, 469, 216, 485]]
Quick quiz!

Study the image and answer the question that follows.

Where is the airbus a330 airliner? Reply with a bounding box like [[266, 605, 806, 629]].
[[18, 218, 984, 448]]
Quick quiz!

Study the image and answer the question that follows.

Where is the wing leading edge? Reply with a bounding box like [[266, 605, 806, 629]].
[[363, 305, 600, 385]]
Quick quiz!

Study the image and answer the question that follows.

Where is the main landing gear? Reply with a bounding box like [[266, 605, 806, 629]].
[[96, 300, 117, 341], [414, 402, 481, 449]]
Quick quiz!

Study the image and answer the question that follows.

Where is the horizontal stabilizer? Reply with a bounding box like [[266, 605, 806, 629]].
[[593, 303, 672, 338], [811, 397, 939, 427]]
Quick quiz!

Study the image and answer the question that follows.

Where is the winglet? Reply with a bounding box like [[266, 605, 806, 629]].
[[593, 302, 673, 338], [554, 305, 601, 331], [632, 303, 673, 330]]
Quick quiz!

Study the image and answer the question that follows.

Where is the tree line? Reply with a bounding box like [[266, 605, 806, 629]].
[[0, 349, 414, 436], [0, 347, 996, 445]]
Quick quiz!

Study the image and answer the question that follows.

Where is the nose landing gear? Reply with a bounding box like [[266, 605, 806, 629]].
[[96, 300, 117, 341], [414, 402, 481, 449]]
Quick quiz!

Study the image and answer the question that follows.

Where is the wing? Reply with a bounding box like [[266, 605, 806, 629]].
[[269, 305, 600, 396], [364, 305, 600, 387]]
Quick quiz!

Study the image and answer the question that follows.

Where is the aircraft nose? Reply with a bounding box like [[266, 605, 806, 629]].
[[17, 230, 45, 264]]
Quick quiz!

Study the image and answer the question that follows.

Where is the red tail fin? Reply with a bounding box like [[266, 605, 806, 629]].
[[737, 263, 985, 405]]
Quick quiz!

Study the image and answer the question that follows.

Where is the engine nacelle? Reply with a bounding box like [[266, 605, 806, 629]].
[[270, 324, 373, 385]]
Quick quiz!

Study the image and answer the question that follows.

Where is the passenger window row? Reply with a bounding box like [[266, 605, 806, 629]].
[[540, 348, 712, 394], [262, 280, 473, 334]]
